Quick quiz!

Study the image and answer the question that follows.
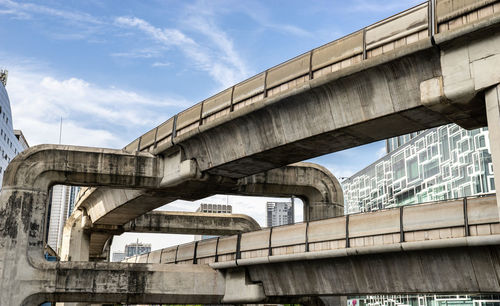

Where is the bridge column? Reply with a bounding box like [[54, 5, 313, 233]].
[[60, 209, 90, 262], [486, 84, 500, 217]]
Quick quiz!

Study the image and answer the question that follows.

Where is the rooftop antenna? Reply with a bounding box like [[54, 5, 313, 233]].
[[58, 117, 62, 144]]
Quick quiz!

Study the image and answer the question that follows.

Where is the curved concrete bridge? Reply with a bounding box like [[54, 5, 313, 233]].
[[68, 161, 343, 260]]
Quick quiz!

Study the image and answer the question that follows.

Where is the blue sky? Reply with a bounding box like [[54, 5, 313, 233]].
[[0, 0, 421, 252]]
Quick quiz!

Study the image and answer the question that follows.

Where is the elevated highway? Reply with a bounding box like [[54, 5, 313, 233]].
[[128, 195, 500, 300], [3, 0, 500, 304], [74, 0, 500, 234]]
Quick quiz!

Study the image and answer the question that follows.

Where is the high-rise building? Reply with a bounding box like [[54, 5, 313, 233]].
[[197, 203, 232, 214], [195, 203, 232, 240], [0, 70, 27, 186], [46, 185, 80, 253], [342, 123, 493, 214], [124, 242, 151, 257], [267, 201, 294, 227]]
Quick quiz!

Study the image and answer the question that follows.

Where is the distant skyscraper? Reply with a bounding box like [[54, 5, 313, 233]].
[[124, 242, 151, 257], [267, 201, 294, 227], [195, 203, 232, 240], [46, 185, 80, 253]]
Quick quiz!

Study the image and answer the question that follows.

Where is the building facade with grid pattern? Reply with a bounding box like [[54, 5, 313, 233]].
[[342, 124, 494, 214]]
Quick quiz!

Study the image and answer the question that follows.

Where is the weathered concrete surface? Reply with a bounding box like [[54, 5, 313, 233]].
[[0, 145, 224, 305], [70, 162, 342, 258], [486, 84, 500, 216], [246, 245, 500, 296]]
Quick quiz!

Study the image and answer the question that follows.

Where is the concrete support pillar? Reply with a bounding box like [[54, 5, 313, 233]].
[[60, 210, 92, 306], [486, 84, 500, 217], [60, 210, 90, 262]]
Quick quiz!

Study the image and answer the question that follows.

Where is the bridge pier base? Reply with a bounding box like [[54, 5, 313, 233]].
[[486, 84, 500, 218]]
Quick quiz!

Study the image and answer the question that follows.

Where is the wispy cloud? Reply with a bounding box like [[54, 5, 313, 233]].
[[115, 15, 250, 88], [111, 48, 166, 59], [3, 57, 190, 148], [0, 0, 102, 24], [152, 62, 171, 67]]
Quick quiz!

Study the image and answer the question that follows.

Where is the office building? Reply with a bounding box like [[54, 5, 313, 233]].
[[195, 204, 232, 240], [46, 185, 80, 253], [0, 70, 27, 186], [267, 201, 294, 227], [342, 123, 494, 214], [124, 242, 151, 257]]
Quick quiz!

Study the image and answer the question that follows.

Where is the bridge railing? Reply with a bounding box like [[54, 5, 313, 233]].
[[124, 194, 499, 265]]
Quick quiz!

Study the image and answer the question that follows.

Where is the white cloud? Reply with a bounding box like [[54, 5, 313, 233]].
[[0, 0, 102, 24], [4, 59, 190, 148], [152, 62, 171, 68], [114, 16, 249, 88]]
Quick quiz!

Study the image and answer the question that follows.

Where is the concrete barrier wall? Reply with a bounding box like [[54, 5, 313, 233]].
[[125, 195, 500, 265]]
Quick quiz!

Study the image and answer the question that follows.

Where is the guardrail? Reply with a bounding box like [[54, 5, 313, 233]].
[[124, 194, 499, 265]]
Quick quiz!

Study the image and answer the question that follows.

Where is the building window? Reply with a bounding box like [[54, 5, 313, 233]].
[[406, 157, 419, 182], [392, 152, 405, 181]]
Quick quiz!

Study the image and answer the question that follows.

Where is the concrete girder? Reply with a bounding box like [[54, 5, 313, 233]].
[[68, 161, 342, 259], [121, 211, 261, 235], [0, 145, 226, 305], [245, 245, 500, 296]]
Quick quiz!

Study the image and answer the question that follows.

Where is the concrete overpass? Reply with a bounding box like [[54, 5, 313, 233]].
[[3, 0, 500, 304], [74, 0, 500, 234], [128, 194, 500, 301]]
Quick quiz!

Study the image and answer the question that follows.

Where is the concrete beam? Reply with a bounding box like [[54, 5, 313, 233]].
[[0, 145, 225, 305], [120, 211, 260, 235]]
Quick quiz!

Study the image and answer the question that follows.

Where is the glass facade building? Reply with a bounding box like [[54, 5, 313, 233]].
[[342, 123, 494, 214]]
